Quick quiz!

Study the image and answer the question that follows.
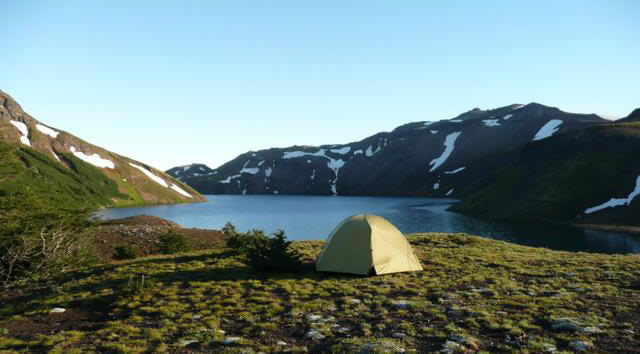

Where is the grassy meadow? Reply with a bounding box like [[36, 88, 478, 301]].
[[1, 233, 639, 353]]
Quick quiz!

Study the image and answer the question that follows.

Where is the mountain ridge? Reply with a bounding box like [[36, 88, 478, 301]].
[[0, 90, 206, 208], [168, 102, 607, 198]]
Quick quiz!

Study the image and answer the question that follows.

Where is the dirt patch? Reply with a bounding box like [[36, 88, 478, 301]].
[[93, 215, 226, 261]]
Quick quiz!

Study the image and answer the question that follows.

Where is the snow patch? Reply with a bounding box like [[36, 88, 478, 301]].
[[71, 146, 115, 169], [430, 130, 438, 134], [424, 121, 435, 126], [585, 175, 640, 214], [258, 160, 265, 166], [170, 184, 193, 198], [330, 146, 351, 154], [482, 119, 501, 127], [264, 167, 272, 177], [512, 104, 525, 110], [353, 149, 363, 155], [365, 144, 381, 157], [36, 124, 59, 138], [281, 148, 345, 194], [502, 114, 513, 120], [310, 169, 316, 181], [450, 119, 463, 123], [444, 167, 466, 174], [429, 132, 462, 172], [273, 190, 279, 195], [51, 150, 60, 161], [129, 163, 168, 187], [446, 189, 454, 196], [10, 120, 31, 146], [218, 174, 241, 184], [433, 183, 440, 190], [239, 160, 260, 175], [533, 120, 563, 141]]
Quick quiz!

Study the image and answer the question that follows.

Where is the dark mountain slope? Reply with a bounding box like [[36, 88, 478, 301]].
[[0, 90, 206, 207], [170, 103, 606, 197], [450, 122, 640, 226]]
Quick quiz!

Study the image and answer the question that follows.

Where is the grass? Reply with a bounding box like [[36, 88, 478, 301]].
[[0, 233, 638, 353]]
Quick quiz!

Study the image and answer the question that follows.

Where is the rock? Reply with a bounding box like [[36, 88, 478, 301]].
[[542, 343, 557, 353], [349, 298, 362, 304], [440, 340, 460, 353], [306, 314, 323, 322], [551, 318, 581, 332], [305, 329, 325, 340], [277, 341, 288, 346], [49, 308, 66, 314], [569, 340, 592, 351], [392, 332, 407, 339], [192, 314, 202, 320], [224, 337, 243, 345], [391, 300, 412, 309], [362, 341, 405, 353], [179, 339, 199, 347], [217, 329, 226, 334], [582, 326, 603, 335]]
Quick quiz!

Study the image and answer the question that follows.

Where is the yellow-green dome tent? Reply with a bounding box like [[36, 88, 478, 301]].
[[316, 214, 423, 275]]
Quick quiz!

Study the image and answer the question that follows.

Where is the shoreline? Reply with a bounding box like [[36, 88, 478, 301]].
[[571, 223, 640, 235]]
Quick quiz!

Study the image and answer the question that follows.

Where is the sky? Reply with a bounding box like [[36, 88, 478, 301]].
[[2, 1, 639, 170]]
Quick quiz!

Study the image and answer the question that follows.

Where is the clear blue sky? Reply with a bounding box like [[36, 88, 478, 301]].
[[2, 1, 639, 170]]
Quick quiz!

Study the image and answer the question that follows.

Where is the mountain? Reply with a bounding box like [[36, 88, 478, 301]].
[[169, 103, 606, 197], [450, 117, 640, 226], [617, 108, 640, 123], [0, 90, 206, 208], [166, 163, 215, 181]]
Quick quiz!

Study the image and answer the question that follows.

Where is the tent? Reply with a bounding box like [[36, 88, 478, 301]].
[[316, 214, 423, 275]]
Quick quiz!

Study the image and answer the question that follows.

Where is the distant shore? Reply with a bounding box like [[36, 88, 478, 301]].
[[572, 223, 640, 235]]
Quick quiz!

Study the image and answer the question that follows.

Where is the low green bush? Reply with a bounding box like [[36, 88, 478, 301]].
[[158, 231, 191, 254], [223, 223, 302, 272], [113, 245, 138, 260]]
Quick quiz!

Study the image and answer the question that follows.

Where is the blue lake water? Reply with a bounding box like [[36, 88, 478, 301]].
[[96, 195, 640, 254]]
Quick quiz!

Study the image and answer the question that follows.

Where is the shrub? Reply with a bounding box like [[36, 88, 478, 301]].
[[0, 189, 96, 288], [120, 274, 157, 297], [158, 231, 190, 254], [113, 245, 138, 260], [244, 230, 302, 272]]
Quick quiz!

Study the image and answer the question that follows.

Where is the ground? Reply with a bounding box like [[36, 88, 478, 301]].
[[1, 233, 639, 353]]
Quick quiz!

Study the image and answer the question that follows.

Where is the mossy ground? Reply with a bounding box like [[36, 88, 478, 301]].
[[1, 233, 638, 353]]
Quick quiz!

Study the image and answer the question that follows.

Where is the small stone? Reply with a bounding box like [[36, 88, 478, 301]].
[[192, 314, 202, 320], [49, 308, 66, 314], [217, 329, 226, 334], [542, 343, 557, 353], [179, 339, 199, 347], [277, 341, 288, 346], [569, 340, 592, 351], [306, 314, 323, 322], [349, 298, 362, 304], [440, 340, 460, 353], [391, 300, 412, 309], [305, 329, 325, 340], [392, 332, 407, 339], [448, 334, 465, 343], [582, 326, 603, 335], [551, 318, 581, 332], [224, 336, 242, 345]]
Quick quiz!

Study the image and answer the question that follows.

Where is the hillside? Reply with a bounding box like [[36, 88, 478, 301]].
[[169, 103, 606, 198], [0, 91, 206, 208], [0, 233, 638, 353], [450, 122, 640, 226]]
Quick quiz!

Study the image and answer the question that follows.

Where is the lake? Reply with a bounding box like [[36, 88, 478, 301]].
[[96, 195, 640, 254]]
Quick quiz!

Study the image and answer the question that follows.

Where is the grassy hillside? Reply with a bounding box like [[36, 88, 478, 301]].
[[451, 123, 640, 226], [0, 140, 127, 209], [1, 90, 207, 207], [1, 233, 638, 353]]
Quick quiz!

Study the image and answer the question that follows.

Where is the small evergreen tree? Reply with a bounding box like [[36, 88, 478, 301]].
[[158, 231, 191, 254]]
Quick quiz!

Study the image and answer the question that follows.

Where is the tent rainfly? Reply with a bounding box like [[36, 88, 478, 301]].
[[315, 214, 423, 275]]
